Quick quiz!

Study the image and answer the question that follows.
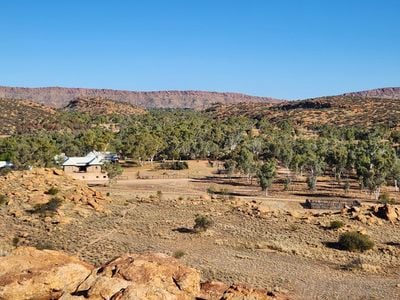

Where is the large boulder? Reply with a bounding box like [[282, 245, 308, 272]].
[[73, 252, 201, 299], [0, 248, 288, 300], [374, 204, 398, 223], [0, 247, 92, 300]]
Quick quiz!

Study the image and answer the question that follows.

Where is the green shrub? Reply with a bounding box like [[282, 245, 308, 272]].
[[173, 250, 186, 259], [45, 186, 60, 195], [306, 176, 316, 190], [193, 215, 214, 233], [160, 161, 189, 170], [35, 241, 55, 250], [330, 220, 345, 230], [32, 197, 63, 215], [0, 195, 8, 206], [378, 192, 396, 204], [338, 231, 374, 252], [207, 185, 216, 195]]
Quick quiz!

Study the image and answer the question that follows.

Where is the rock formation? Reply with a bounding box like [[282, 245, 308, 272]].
[[0, 247, 289, 300], [0, 168, 109, 224]]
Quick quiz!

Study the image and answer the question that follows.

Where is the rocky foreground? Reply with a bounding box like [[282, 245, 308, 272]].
[[0, 247, 289, 300]]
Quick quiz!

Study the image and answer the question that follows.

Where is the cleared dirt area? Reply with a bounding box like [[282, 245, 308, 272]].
[[1, 161, 400, 299]]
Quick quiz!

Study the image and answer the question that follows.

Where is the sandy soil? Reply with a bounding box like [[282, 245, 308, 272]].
[[1, 161, 400, 299]]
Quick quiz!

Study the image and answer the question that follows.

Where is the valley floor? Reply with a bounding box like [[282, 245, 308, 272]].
[[1, 161, 400, 299]]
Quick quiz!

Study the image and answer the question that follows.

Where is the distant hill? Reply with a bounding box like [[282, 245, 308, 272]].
[[0, 99, 58, 135], [0, 86, 281, 109], [63, 97, 146, 116], [341, 87, 400, 99], [207, 96, 400, 129]]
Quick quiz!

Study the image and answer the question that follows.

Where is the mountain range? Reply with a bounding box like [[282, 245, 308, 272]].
[[0, 86, 280, 109], [1, 86, 400, 110]]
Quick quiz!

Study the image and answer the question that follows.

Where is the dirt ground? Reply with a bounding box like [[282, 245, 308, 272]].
[[2, 161, 400, 299]]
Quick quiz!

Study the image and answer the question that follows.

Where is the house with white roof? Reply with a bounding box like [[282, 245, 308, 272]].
[[62, 151, 108, 183], [0, 161, 13, 169]]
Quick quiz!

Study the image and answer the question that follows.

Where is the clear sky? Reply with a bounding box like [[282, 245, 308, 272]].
[[1, 0, 399, 99]]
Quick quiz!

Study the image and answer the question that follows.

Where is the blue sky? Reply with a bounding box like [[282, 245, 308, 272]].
[[0, 0, 399, 99]]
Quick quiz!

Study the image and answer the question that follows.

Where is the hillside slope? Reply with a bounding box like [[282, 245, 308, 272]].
[[207, 96, 400, 129], [0, 99, 58, 135], [0, 86, 281, 109], [342, 87, 400, 99], [63, 97, 146, 116]]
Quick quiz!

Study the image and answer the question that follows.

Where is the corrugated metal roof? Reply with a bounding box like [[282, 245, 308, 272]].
[[62, 152, 104, 166]]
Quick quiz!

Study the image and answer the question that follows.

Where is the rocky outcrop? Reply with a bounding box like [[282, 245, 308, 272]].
[[0, 168, 109, 223], [0, 247, 287, 300], [232, 198, 400, 226], [73, 252, 201, 299], [0, 247, 92, 300], [374, 204, 398, 223]]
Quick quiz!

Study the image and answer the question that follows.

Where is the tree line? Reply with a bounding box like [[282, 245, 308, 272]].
[[0, 109, 399, 198]]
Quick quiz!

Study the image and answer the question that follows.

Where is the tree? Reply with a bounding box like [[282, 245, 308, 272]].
[[257, 160, 276, 196], [102, 162, 123, 193], [224, 159, 237, 180], [236, 147, 257, 183], [354, 140, 396, 200]]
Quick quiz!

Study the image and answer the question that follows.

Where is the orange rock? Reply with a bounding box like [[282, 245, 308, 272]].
[[0, 247, 92, 300]]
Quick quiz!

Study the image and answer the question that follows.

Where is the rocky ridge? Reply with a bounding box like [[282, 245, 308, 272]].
[[0, 247, 289, 300], [0, 86, 282, 109], [342, 87, 400, 99], [207, 96, 400, 128]]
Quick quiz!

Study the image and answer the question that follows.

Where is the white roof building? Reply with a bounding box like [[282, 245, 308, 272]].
[[0, 161, 13, 169], [62, 151, 105, 167]]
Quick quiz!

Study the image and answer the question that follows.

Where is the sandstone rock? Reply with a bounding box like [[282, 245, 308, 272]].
[[0, 247, 92, 300], [200, 281, 229, 299], [73, 252, 201, 299], [375, 204, 398, 223], [0, 168, 109, 222], [288, 210, 301, 219], [53, 169, 64, 176], [220, 284, 271, 300], [0, 248, 290, 300], [354, 214, 368, 224]]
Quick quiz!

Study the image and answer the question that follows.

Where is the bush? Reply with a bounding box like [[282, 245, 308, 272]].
[[193, 215, 214, 233], [207, 185, 216, 195], [0, 195, 8, 206], [306, 176, 316, 190], [35, 241, 56, 250], [338, 231, 374, 252], [378, 192, 396, 204], [160, 161, 189, 170], [45, 186, 60, 195], [173, 250, 186, 259], [330, 220, 345, 230], [32, 197, 63, 216]]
